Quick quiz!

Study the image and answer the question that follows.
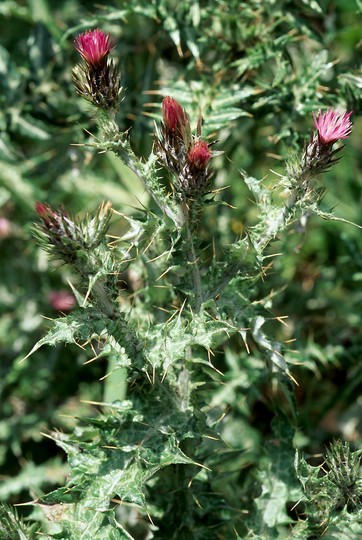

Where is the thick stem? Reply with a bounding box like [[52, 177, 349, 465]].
[[181, 202, 203, 313], [156, 345, 197, 540], [91, 280, 118, 319]]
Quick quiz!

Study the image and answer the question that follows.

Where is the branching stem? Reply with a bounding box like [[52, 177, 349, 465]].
[[99, 116, 184, 227], [208, 184, 303, 301]]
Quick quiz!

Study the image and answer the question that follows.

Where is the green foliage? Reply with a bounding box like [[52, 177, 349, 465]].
[[296, 440, 362, 537], [1, 1, 361, 539], [0, 503, 40, 540]]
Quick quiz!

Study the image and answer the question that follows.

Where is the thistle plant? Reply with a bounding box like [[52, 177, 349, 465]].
[[3, 16, 361, 540], [296, 440, 362, 535], [155, 96, 214, 199], [302, 109, 353, 179], [72, 29, 122, 110]]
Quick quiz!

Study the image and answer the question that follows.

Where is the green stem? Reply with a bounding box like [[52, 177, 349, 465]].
[[207, 185, 303, 301], [207, 261, 242, 300], [181, 202, 203, 313], [117, 146, 183, 226], [99, 117, 184, 227], [91, 280, 118, 319]]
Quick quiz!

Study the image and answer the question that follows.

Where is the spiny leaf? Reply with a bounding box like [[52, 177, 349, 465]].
[[0, 503, 40, 540], [147, 80, 254, 136], [144, 313, 234, 370], [253, 416, 301, 530], [21, 316, 83, 362]]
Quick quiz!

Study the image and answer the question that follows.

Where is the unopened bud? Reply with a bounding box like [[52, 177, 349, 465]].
[[187, 140, 211, 169], [155, 99, 214, 198], [162, 96, 188, 132], [35, 202, 58, 225]]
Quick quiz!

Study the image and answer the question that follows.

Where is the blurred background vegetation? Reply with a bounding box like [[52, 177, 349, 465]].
[[0, 0, 361, 532]]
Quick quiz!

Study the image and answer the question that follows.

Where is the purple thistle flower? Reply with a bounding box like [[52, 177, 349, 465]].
[[72, 29, 121, 110], [313, 109, 353, 145], [0, 217, 11, 238], [74, 29, 114, 67], [48, 290, 76, 312], [301, 108, 353, 177]]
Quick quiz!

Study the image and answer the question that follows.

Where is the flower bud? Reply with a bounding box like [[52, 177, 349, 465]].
[[155, 98, 214, 198], [187, 140, 212, 169], [35, 202, 60, 227], [162, 96, 188, 132], [179, 139, 213, 197]]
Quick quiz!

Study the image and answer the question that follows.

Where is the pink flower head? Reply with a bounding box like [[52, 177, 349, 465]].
[[74, 29, 114, 67], [0, 217, 11, 239], [162, 96, 187, 132], [187, 140, 212, 169], [313, 109, 353, 145], [48, 290, 76, 312]]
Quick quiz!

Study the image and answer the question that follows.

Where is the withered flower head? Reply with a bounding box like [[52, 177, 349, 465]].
[[35, 201, 113, 265]]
